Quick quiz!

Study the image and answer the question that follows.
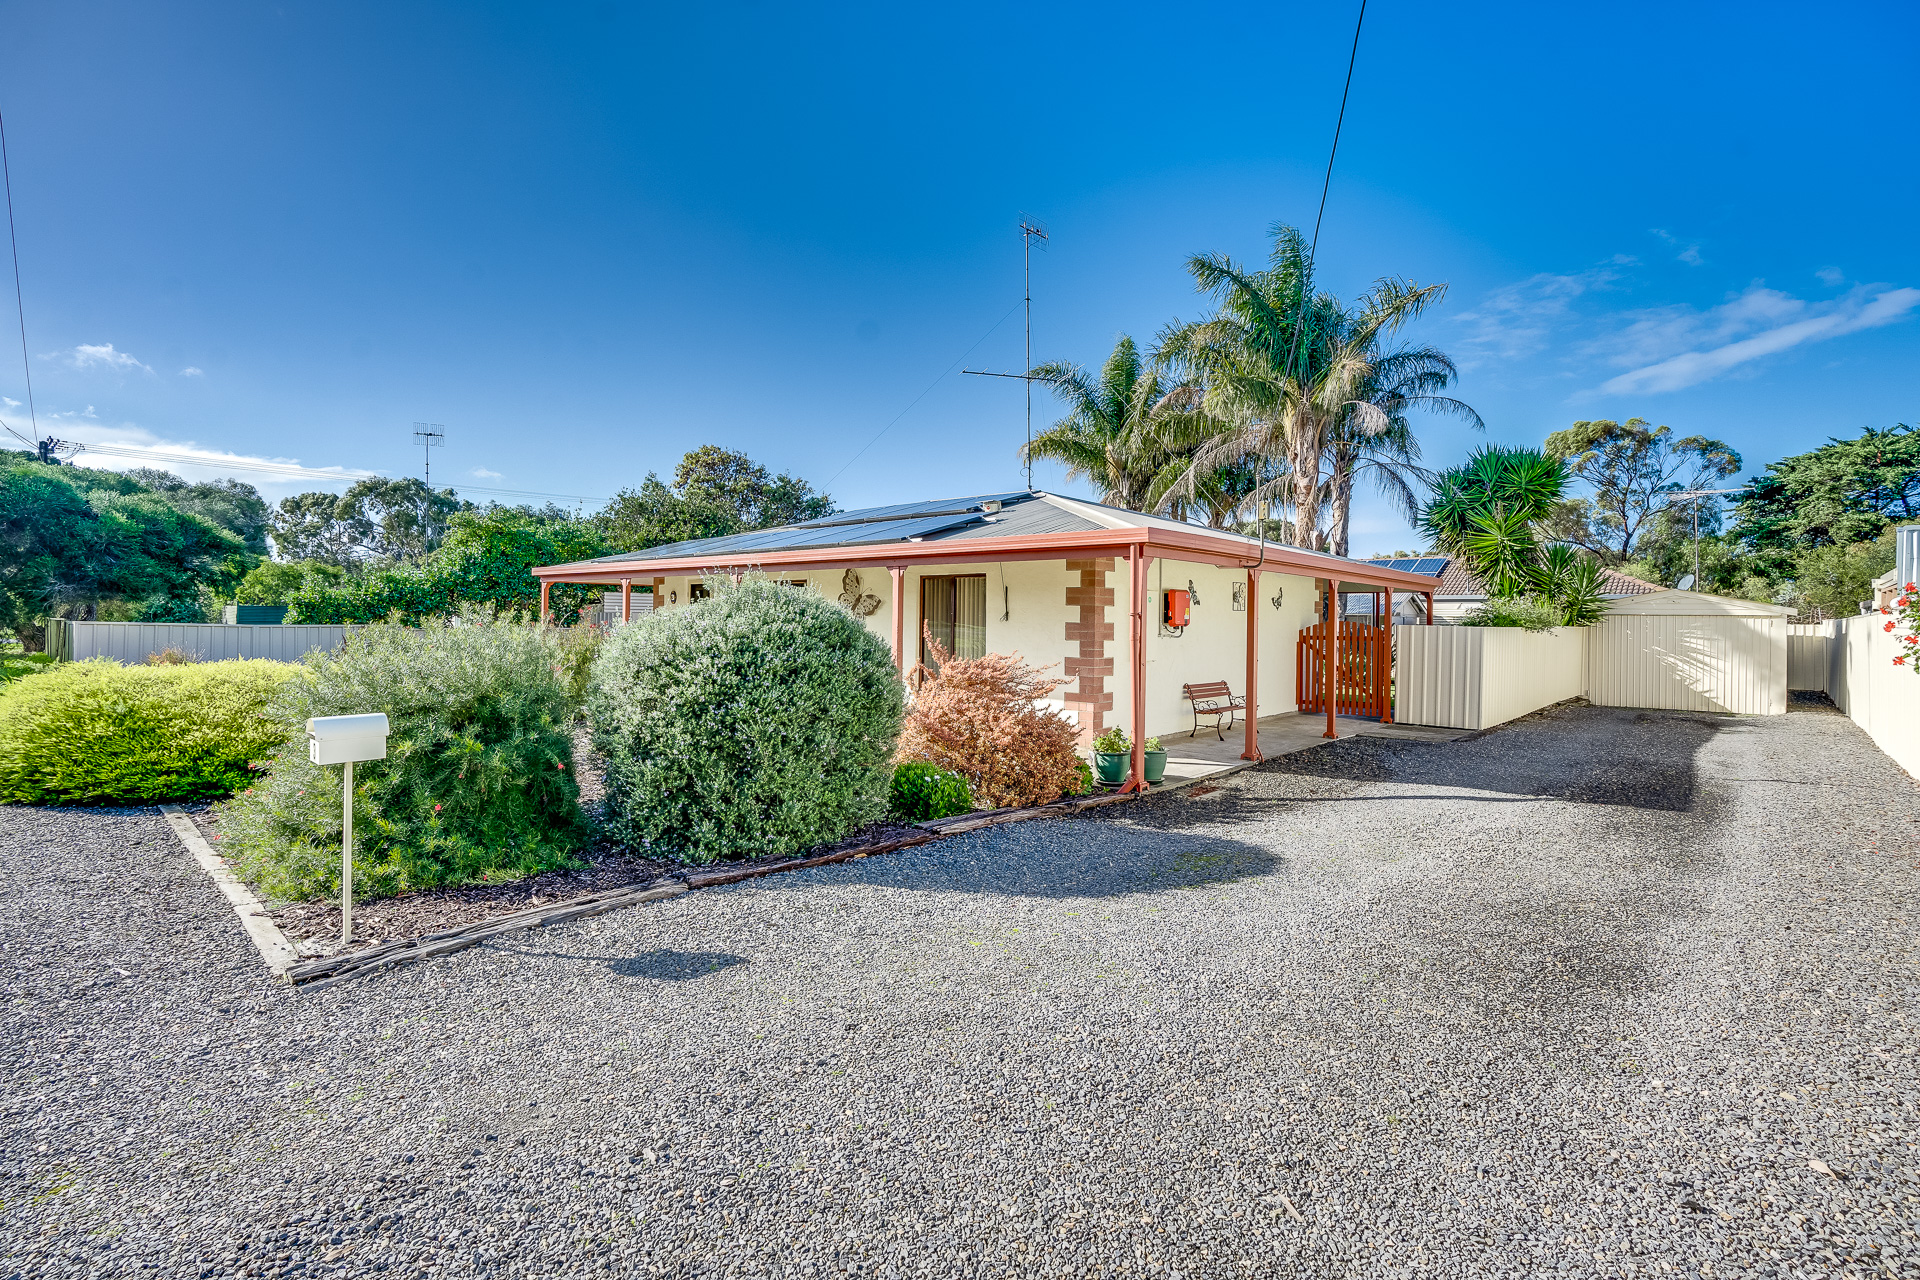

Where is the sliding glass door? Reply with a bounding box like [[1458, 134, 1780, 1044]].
[[920, 574, 987, 668]]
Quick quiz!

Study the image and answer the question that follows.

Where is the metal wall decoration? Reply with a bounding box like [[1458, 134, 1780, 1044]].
[[1270, 585, 1285, 610], [838, 568, 883, 617], [1187, 579, 1201, 607], [1232, 581, 1247, 611]]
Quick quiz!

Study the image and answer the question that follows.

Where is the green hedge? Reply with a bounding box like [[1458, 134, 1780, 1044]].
[[588, 579, 903, 863], [217, 620, 588, 900], [0, 659, 298, 804]]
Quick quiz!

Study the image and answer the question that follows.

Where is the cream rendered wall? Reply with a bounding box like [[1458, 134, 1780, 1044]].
[[1129, 561, 1318, 743]]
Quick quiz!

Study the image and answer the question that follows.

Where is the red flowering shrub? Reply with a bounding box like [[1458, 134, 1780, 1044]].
[[898, 633, 1084, 809], [1887, 583, 1919, 670]]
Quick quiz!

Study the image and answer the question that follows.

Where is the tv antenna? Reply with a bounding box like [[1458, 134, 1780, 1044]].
[[964, 215, 1048, 489], [412, 423, 444, 487], [3, 421, 80, 464]]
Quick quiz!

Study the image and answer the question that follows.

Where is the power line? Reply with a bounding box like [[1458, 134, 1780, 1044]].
[[0, 103, 35, 433]]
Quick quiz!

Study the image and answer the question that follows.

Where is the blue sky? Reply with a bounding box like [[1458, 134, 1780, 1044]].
[[4, 0, 1916, 555]]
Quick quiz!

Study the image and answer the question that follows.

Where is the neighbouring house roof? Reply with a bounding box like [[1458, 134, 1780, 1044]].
[[1364, 556, 1662, 600], [537, 491, 1444, 592], [1601, 588, 1795, 617]]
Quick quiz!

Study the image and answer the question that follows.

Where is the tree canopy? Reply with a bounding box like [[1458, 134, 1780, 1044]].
[[1732, 421, 1920, 555], [270, 477, 468, 565], [1542, 418, 1741, 564], [594, 446, 834, 551]]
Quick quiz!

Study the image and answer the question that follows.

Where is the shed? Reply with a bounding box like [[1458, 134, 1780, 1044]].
[[1586, 589, 1793, 715]]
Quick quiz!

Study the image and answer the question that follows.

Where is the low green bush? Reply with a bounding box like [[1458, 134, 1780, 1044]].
[[0, 658, 298, 804], [0, 651, 54, 684], [1458, 596, 1565, 631], [889, 760, 972, 821], [589, 578, 903, 863], [217, 619, 587, 900]]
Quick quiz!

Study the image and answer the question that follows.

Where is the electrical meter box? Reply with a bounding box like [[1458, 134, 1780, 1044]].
[[1163, 588, 1191, 629], [307, 713, 390, 765]]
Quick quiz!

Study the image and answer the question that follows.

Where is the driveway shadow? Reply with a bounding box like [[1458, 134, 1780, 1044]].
[[764, 824, 1286, 901], [1248, 704, 1729, 813], [608, 950, 749, 980]]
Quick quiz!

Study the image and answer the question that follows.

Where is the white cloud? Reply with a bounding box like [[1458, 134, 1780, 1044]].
[[1451, 258, 1635, 365], [1599, 285, 1920, 394], [1651, 228, 1704, 266], [471, 467, 503, 479], [52, 343, 153, 374], [179, 366, 204, 377], [46, 418, 373, 493], [1816, 266, 1845, 286], [2, 396, 17, 409]]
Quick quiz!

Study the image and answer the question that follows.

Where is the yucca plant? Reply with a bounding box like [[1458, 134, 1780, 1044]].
[[1419, 446, 1608, 627]]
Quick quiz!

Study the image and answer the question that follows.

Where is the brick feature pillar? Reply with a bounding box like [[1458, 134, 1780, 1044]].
[[1062, 558, 1116, 747]]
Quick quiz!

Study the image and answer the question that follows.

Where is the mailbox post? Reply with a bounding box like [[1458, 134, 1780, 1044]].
[[307, 713, 390, 946]]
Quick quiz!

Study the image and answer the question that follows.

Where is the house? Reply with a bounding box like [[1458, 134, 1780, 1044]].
[[1357, 556, 1661, 624], [533, 490, 1442, 790]]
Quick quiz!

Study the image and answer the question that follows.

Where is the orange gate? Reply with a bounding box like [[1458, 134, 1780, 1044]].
[[1297, 619, 1393, 720]]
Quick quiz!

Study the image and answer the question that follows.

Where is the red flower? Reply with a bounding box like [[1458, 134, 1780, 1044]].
[[433, 803, 442, 812], [1907, 636, 1918, 645], [1887, 621, 1897, 632], [1908, 582, 1917, 592], [557, 762, 566, 771], [1897, 656, 1909, 666]]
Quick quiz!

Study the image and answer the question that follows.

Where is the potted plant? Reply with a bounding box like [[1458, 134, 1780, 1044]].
[[1142, 736, 1167, 784], [1091, 726, 1131, 785]]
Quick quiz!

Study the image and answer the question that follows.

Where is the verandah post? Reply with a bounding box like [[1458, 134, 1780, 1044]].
[[621, 578, 632, 622], [1323, 578, 1337, 739], [1126, 546, 1148, 791], [889, 565, 906, 679], [539, 579, 551, 626], [1242, 567, 1261, 761]]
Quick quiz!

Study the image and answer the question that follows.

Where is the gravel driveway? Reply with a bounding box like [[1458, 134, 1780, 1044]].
[[3, 702, 1917, 1279]]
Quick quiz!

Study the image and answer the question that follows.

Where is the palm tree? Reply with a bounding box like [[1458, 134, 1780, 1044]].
[[1156, 223, 1452, 551], [1021, 336, 1171, 511], [1418, 445, 1606, 625], [1323, 346, 1482, 557]]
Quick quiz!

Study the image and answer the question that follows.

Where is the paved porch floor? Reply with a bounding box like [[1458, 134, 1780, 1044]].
[[1157, 710, 1465, 786]]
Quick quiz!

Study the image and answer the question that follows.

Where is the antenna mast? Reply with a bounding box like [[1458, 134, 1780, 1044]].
[[964, 216, 1048, 489], [412, 423, 444, 487]]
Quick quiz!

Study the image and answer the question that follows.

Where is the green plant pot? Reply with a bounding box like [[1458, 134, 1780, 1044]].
[[1143, 749, 1167, 784], [1093, 751, 1129, 785]]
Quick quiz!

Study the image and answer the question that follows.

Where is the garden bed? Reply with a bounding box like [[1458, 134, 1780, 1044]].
[[184, 805, 929, 960]]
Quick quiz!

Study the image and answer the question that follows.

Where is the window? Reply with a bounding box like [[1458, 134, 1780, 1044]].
[[921, 574, 987, 668], [689, 582, 711, 602]]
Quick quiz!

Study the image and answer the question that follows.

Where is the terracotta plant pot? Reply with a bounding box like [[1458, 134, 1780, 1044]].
[[1093, 751, 1129, 785]]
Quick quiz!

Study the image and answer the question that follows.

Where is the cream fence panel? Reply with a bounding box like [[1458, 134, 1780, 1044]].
[[1585, 614, 1786, 715], [48, 620, 354, 664], [1829, 616, 1920, 776], [1788, 621, 1835, 691], [1394, 625, 1586, 731]]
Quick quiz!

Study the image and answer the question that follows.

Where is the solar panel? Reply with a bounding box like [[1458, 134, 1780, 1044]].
[[1366, 556, 1447, 577], [791, 492, 1032, 528]]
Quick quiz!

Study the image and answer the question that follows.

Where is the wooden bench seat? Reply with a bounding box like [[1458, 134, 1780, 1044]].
[[1182, 681, 1247, 740]]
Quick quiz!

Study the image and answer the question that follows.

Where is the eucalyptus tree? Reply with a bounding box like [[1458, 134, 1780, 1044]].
[[1155, 223, 1449, 551]]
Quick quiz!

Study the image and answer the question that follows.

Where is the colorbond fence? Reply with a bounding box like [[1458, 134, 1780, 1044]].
[[46, 620, 355, 665], [1393, 625, 1587, 731], [1794, 617, 1920, 777], [1585, 614, 1787, 716]]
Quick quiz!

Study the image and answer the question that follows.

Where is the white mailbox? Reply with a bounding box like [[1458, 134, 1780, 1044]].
[[307, 713, 390, 765]]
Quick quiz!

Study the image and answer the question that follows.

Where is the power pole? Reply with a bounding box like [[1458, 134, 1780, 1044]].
[[1672, 486, 1749, 588], [964, 216, 1048, 489], [412, 423, 444, 487]]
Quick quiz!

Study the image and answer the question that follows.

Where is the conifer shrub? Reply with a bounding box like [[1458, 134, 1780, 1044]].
[[897, 635, 1083, 809], [217, 619, 587, 899], [0, 658, 297, 804], [588, 578, 903, 863], [889, 760, 973, 821]]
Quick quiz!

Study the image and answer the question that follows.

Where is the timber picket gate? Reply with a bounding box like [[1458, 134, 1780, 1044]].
[[1296, 619, 1392, 720]]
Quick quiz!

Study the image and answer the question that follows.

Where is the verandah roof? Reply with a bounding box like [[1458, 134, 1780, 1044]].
[[534, 491, 1442, 594]]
